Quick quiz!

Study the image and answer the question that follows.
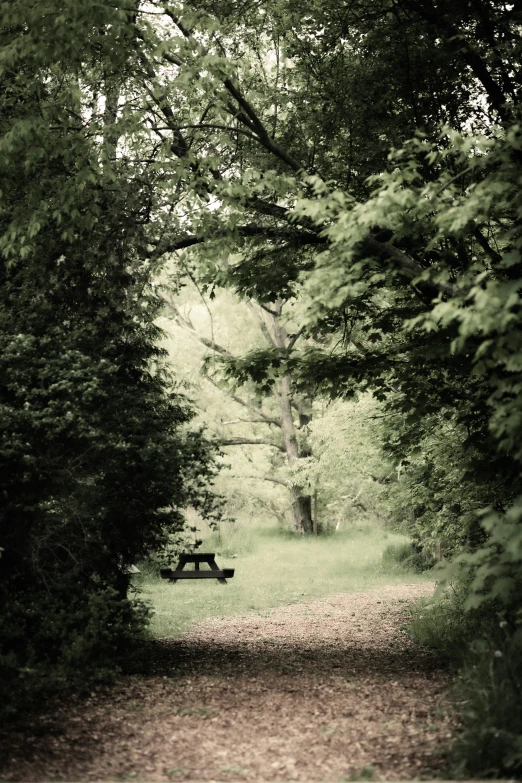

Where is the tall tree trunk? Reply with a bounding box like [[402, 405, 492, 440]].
[[171, 295, 316, 535], [289, 489, 313, 535], [268, 302, 313, 535], [277, 373, 313, 534]]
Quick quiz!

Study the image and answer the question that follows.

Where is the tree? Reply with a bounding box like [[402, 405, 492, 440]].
[[3, 0, 518, 599], [161, 283, 316, 533], [0, 0, 221, 719], [78, 0, 520, 580], [160, 284, 390, 534]]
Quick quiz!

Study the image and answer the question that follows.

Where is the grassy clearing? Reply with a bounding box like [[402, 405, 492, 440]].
[[137, 521, 431, 639]]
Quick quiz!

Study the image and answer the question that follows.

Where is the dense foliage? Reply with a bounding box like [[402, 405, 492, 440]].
[[0, 0, 220, 720], [3, 0, 522, 772]]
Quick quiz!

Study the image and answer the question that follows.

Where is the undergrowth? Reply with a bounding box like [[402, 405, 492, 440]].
[[381, 541, 435, 573], [202, 517, 255, 557], [408, 580, 522, 778]]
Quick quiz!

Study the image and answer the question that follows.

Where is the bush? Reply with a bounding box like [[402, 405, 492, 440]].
[[0, 242, 221, 722], [0, 28, 222, 722], [408, 583, 481, 664], [453, 629, 522, 778], [381, 541, 434, 573], [408, 581, 522, 777], [0, 586, 151, 722]]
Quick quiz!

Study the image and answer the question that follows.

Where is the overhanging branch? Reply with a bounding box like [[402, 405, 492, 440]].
[[219, 438, 285, 452], [146, 223, 325, 261], [229, 474, 289, 487], [202, 371, 282, 427], [162, 299, 233, 357]]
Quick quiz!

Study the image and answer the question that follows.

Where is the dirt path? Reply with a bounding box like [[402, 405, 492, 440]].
[[0, 583, 456, 782]]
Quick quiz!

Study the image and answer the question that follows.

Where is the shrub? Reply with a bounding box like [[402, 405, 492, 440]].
[[452, 628, 522, 778], [409, 581, 522, 777], [381, 541, 434, 573], [0, 586, 151, 722], [0, 22, 222, 722]]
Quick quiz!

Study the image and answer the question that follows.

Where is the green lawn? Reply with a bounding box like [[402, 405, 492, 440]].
[[138, 523, 431, 639]]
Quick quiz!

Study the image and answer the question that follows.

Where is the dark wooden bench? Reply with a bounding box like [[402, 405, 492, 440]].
[[160, 552, 234, 584]]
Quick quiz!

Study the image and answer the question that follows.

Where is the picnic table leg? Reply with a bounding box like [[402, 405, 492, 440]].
[[208, 557, 227, 584], [169, 556, 188, 584]]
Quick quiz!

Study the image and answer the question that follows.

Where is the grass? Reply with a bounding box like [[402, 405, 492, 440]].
[[381, 541, 435, 573], [408, 582, 522, 777], [137, 521, 431, 639]]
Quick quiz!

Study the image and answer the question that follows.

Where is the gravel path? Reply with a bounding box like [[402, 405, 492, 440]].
[[0, 583, 455, 781]]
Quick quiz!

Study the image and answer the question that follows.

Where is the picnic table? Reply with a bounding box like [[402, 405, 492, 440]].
[[160, 552, 234, 584]]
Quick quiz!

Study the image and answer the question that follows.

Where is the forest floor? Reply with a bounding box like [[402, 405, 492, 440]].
[[0, 582, 457, 782]]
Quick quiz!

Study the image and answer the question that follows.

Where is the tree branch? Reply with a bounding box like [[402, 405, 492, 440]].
[[158, 6, 308, 173], [154, 122, 260, 142], [219, 438, 285, 452], [162, 299, 233, 357], [201, 370, 282, 428], [146, 223, 324, 261], [133, 37, 191, 160], [246, 301, 278, 348], [230, 474, 289, 487], [361, 237, 461, 298], [223, 417, 281, 426], [258, 302, 282, 317], [287, 327, 306, 350], [473, 226, 502, 264], [223, 78, 306, 172]]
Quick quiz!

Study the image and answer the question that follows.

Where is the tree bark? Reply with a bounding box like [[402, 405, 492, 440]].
[[271, 310, 313, 535], [289, 489, 313, 536]]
